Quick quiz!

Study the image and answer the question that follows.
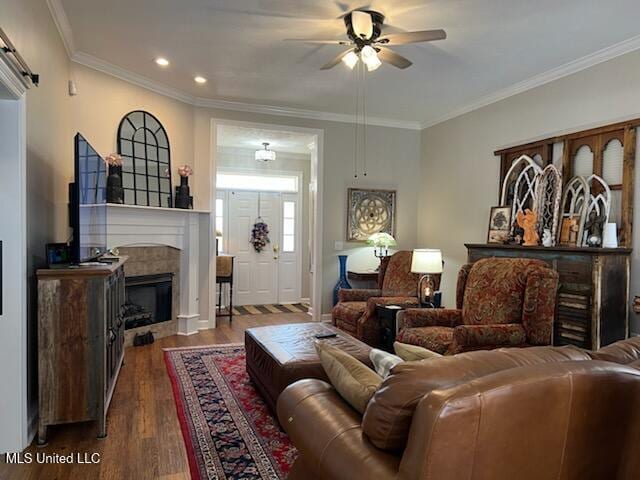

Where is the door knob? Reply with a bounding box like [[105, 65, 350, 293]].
[[273, 244, 279, 260]]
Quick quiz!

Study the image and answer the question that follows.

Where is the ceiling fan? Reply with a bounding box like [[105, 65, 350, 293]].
[[285, 9, 446, 71]]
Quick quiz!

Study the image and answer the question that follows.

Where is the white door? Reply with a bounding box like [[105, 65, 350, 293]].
[[227, 191, 280, 305]]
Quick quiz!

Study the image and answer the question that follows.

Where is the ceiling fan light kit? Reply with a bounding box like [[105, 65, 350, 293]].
[[255, 142, 276, 163], [341, 50, 359, 69]]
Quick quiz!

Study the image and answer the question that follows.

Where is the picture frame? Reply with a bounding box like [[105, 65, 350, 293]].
[[347, 188, 396, 242], [487, 205, 512, 244]]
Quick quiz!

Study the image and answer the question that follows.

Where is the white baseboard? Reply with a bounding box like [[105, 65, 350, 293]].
[[300, 297, 311, 304], [321, 313, 332, 322]]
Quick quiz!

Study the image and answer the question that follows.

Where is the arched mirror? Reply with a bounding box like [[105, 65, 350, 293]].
[[117, 110, 173, 207]]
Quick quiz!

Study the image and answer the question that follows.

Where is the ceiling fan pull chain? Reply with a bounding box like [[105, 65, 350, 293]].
[[362, 64, 368, 177], [353, 62, 359, 178]]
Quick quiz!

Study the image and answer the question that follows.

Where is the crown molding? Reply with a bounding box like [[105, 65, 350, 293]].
[[71, 51, 196, 104], [192, 96, 422, 129], [421, 34, 640, 129], [70, 51, 422, 129], [46, 0, 76, 58]]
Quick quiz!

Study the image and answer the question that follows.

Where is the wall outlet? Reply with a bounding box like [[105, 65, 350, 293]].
[[334, 241, 344, 251]]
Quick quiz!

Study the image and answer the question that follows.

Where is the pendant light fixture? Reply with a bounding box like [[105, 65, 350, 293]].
[[255, 142, 276, 163]]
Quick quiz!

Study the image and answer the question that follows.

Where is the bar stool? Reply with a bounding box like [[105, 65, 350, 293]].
[[216, 255, 234, 322]]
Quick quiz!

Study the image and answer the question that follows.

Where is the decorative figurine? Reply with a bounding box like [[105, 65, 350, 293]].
[[584, 209, 606, 247], [516, 209, 539, 246], [542, 228, 553, 247]]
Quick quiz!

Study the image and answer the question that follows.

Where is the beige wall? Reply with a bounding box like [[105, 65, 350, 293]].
[[420, 48, 640, 334]]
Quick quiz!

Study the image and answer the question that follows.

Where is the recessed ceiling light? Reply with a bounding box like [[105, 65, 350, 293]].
[[155, 57, 170, 67], [194, 76, 207, 84]]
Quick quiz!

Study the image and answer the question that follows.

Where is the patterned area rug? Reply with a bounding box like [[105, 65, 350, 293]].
[[164, 344, 297, 480], [229, 303, 309, 316]]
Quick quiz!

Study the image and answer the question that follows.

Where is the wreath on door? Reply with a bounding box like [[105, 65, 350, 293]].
[[250, 218, 270, 253]]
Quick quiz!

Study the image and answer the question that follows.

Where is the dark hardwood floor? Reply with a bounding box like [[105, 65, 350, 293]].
[[0, 313, 309, 480]]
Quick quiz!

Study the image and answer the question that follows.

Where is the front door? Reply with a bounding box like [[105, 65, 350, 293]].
[[227, 191, 280, 305]]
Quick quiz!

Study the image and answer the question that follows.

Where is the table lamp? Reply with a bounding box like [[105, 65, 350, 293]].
[[411, 249, 443, 306]]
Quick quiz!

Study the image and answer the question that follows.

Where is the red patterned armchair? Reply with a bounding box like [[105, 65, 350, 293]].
[[397, 258, 559, 355], [332, 251, 419, 347]]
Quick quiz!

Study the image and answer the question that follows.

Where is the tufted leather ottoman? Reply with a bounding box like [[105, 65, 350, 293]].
[[245, 322, 373, 413]]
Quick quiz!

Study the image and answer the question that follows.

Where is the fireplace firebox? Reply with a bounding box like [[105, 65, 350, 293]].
[[124, 273, 173, 330]]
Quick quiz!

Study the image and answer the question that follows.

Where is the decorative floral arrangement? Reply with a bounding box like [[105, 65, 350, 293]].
[[104, 153, 123, 167], [250, 219, 270, 253], [178, 164, 193, 177]]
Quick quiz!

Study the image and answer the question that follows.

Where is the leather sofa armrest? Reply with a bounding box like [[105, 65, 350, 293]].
[[339, 288, 382, 303], [277, 379, 400, 480], [402, 308, 463, 328], [591, 336, 640, 365], [452, 323, 527, 352]]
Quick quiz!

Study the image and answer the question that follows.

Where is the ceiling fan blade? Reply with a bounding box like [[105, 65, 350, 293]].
[[377, 47, 412, 69], [378, 29, 446, 45], [321, 49, 354, 70], [352, 10, 374, 39], [284, 38, 351, 45]]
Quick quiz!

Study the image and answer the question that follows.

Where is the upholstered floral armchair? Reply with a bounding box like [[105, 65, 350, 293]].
[[397, 258, 559, 355], [332, 251, 420, 347]]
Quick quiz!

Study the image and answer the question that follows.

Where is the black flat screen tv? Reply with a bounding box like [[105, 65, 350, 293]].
[[70, 133, 108, 263]]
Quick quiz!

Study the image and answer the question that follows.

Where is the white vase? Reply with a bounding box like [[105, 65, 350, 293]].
[[602, 223, 618, 248]]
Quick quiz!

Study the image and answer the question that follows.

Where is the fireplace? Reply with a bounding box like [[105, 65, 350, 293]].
[[124, 273, 173, 330]]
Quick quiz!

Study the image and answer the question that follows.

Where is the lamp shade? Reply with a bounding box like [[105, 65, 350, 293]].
[[411, 249, 443, 274]]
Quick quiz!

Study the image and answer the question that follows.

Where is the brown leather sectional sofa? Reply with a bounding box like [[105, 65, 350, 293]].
[[277, 337, 640, 480]]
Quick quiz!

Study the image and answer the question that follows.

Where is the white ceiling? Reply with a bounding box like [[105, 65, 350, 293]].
[[58, 0, 640, 126], [217, 124, 315, 154]]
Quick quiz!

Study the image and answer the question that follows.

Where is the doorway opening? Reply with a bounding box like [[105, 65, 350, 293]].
[[211, 121, 323, 321]]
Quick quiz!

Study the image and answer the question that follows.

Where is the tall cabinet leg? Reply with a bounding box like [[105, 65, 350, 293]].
[[37, 423, 48, 446], [97, 412, 107, 439]]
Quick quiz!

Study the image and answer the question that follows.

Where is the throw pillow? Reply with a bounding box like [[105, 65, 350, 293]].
[[370, 349, 404, 377], [315, 340, 383, 413], [394, 341, 443, 361]]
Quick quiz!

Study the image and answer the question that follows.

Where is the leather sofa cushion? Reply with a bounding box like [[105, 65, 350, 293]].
[[591, 336, 640, 365], [361, 345, 592, 451]]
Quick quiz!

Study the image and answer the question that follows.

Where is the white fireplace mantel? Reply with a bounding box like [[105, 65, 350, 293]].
[[105, 204, 213, 335]]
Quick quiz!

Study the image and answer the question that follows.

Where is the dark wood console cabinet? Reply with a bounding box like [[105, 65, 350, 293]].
[[37, 257, 127, 444], [466, 244, 630, 350]]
